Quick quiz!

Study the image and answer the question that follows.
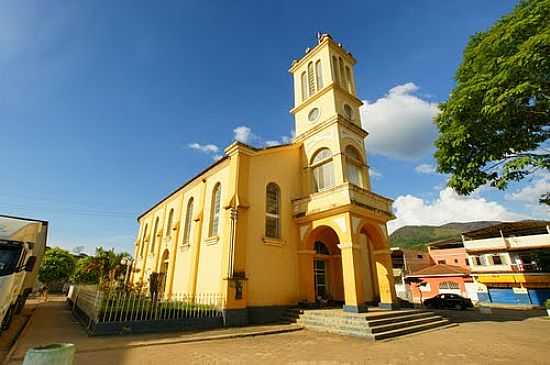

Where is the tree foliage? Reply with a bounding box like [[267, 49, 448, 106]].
[[71, 246, 131, 288], [71, 256, 99, 284], [435, 0, 550, 203], [38, 247, 75, 284]]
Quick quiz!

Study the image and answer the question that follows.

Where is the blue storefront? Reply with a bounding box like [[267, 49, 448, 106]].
[[478, 287, 550, 306]]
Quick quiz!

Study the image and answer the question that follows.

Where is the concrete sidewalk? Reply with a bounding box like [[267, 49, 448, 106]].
[[6, 297, 302, 364]]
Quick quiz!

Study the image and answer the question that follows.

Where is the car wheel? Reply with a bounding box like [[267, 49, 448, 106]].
[[1, 306, 14, 331]]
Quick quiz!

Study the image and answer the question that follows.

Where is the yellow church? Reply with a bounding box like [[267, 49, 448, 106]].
[[131, 34, 397, 325]]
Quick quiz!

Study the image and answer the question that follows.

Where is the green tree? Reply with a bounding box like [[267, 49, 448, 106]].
[[435, 0, 550, 203], [38, 247, 75, 285], [71, 256, 99, 284], [83, 247, 131, 289]]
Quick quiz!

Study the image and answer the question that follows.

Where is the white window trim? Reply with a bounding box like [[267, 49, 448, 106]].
[[204, 236, 219, 245]]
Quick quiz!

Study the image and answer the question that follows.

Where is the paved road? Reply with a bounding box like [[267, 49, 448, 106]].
[[74, 317, 550, 365], [9, 298, 550, 364]]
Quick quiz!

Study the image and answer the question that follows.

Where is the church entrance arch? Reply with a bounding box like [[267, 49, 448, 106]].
[[159, 249, 170, 297], [300, 226, 344, 304]]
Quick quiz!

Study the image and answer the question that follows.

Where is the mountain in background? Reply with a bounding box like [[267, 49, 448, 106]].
[[389, 221, 502, 250]]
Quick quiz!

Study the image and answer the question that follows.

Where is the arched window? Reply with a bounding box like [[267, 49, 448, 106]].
[[151, 217, 159, 253], [301, 72, 308, 101], [183, 198, 194, 245], [265, 183, 281, 239], [307, 62, 315, 97], [439, 281, 460, 290], [209, 183, 221, 237], [140, 224, 148, 257], [332, 56, 340, 85], [311, 148, 335, 192], [339, 57, 346, 89], [345, 66, 353, 93], [345, 145, 363, 187], [315, 60, 323, 90], [166, 209, 174, 236], [314, 241, 330, 255]]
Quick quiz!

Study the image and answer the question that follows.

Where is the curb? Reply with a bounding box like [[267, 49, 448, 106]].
[[2, 304, 39, 365], [10, 324, 304, 361]]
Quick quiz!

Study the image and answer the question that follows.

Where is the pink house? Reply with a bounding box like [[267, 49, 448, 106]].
[[428, 239, 469, 269], [404, 239, 477, 303], [406, 264, 472, 303]]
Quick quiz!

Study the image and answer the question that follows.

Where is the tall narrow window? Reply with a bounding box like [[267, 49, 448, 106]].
[[314, 241, 330, 255], [307, 62, 315, 96], [332, 56, 340, 85], [315, 60, 323, 90], [265, 183, 281, 239], [311, 148, 335, 192], [183, 198, 194, 245], [301, 72, 308, 101], [209, 183, 221, 237], [140, 224, 148, 257], [151, 217, 159, 253], [166, 209, 174, 236], [339, 57, 346, 89], [345, 145, 363, 187], [345, 66, 353, 93]]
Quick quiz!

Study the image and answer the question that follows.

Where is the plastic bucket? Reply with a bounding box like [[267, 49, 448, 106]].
[[22, 343, 75, 365]]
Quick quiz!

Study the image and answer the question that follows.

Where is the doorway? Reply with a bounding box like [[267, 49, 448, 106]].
[[314, 259, 328, 299]]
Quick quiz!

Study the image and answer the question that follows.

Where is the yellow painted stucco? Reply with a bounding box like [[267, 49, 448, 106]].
[[130, 34, 397, 312]]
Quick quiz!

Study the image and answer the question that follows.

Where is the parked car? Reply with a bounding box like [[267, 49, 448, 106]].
[[423, 293, 473, 310]]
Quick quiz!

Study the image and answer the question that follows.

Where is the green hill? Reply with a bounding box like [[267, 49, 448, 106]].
[[389, 221, 501, 250]]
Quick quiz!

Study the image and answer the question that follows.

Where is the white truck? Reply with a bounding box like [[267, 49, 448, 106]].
[[0, 215, 47, 332]]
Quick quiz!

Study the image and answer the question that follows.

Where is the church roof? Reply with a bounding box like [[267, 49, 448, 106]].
[[407, 264, 470, 277], [137, 141, 294, 220]]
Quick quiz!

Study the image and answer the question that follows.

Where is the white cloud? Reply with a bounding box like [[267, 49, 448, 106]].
[[264, 140, 280, 147], [233, 126, 257, 144], [415, 163, 436, 174], [360, 82, 440, 160], [213, 154, 224, 161], [505, 170, 550, 216], [388, 187, 527, 233], [188, 143, 219, 153], [369, 168, 383, 179]]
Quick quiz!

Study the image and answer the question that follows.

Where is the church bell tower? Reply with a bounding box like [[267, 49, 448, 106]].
[[289, 33, 371, 192]]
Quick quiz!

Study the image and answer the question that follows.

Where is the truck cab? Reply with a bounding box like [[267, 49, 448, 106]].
[[0, 216, 47, 332]]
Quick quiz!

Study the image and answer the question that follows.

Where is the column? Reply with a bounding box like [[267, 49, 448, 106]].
[[338, 242, 367, 313], [374, 249, 398, 309]]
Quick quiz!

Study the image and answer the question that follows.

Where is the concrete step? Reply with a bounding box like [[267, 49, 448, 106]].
[[297, 318, 371, 333], [372, 319, 450, 341], [298, 312, 438, 328], [299, 309, 427, 322], [366, 311, 435, 326], [301, 323, 375, 339], [283, 308, 452, 341], [368, 316, 445, 334]]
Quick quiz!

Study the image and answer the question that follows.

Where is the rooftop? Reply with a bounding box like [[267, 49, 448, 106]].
[[407, 264, 470, 277], [462, 220, 550, 240]]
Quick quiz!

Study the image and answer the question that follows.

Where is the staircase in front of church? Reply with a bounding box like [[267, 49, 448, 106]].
[[281, 307, 454, 341]]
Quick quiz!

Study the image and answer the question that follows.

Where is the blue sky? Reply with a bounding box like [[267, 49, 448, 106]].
[[2, 1, 547, 255]]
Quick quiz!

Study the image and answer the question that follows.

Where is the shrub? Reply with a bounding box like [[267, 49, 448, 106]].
[[544, 299, 550, 310]]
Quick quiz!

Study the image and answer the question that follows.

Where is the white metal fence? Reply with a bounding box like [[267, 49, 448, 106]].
[[71, 285, 224, 324]]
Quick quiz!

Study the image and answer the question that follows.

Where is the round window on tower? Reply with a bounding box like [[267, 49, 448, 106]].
[[343, 104, 353, 120], [308, 107, 320, 122]]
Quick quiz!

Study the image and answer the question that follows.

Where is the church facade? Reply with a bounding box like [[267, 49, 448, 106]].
[[130, 34, 397, 325]]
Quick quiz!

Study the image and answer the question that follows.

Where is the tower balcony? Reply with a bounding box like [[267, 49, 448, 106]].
[[292, 182, 394, 221]]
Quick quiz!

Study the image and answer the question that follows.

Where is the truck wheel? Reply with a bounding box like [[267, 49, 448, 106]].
[[14, 295, 27, 314], [1, 305, 14, 331]]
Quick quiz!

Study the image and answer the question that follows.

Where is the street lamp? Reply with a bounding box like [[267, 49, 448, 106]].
[[121, 257, 133, 287]]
